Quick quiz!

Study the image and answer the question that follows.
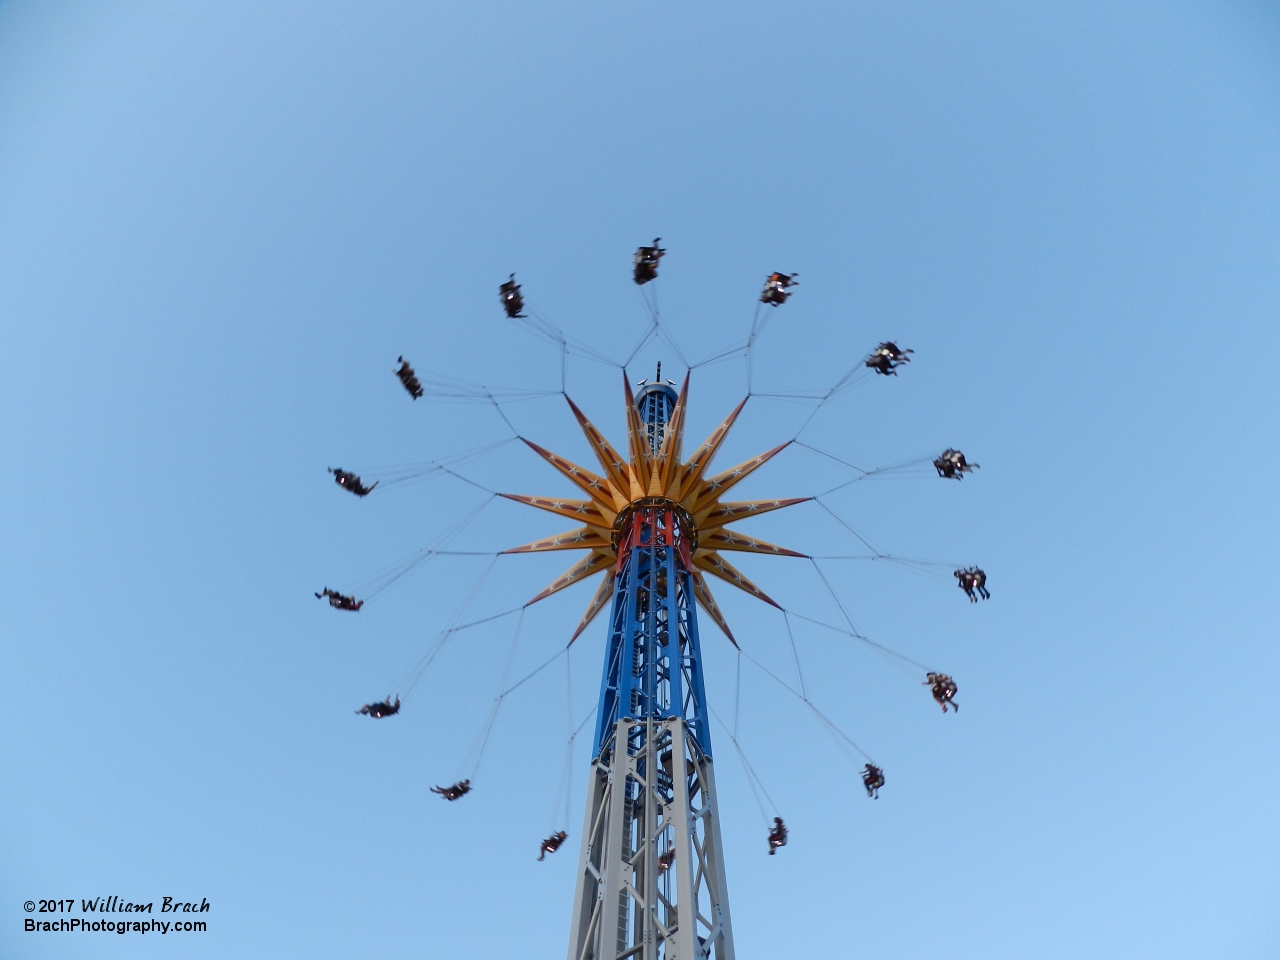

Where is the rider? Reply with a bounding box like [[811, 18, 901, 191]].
[[933, 449, 977, 480], [925, 672, 959, 713], [954, 567, 988, 602], [329, 468, 377, 497], [356, 695, 400, 718], [767, 817, 788, 854], [633, 238, 666, 285], [865, 342, 913, 376], [431, 779, 472, 801], [315, 587, 363, 612], [499, 274, 526, 319], [972, 568, 989, 600], [760, 272, 799, 306], [395, 356, 425, 400], [861, 763, 885, 798], [538, 831, 568, 861]]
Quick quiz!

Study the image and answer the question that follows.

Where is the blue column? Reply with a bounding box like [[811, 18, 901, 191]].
[[593, 382, 712, 758]]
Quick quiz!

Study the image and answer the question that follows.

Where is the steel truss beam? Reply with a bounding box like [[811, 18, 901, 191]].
[[567, 718, 734, 960]]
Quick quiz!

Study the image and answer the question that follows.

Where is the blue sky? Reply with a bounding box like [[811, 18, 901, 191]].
[[2, 2, 1279, 958]]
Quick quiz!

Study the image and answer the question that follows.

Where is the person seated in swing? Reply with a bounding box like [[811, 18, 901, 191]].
[[499, 274, 526, 319], [954, 566, 989, 602], [315, 587, 363, 611], [658, 848, 676, 872], [395, 356, 425, 400], [933, 449, 978, 480], [925, 672, 959, 713], [971, 567, 989, 600], [538, 830, 569, 861], [431, 779, 472, 801], [633, 238, 666, 285], [761, 272, 798, 305], [861, 763, 885, 798], [866, 341, 913, 375], [767, 817, 788, 854], [760, 272, 799, 306], [328, 468, 377, 497], [356, 695, 400, 718]]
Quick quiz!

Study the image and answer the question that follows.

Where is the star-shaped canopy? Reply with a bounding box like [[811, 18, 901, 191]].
[[503, 374, 809, 645]]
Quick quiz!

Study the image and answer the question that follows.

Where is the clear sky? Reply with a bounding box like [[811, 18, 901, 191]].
[[3, 2, 1279, 958]]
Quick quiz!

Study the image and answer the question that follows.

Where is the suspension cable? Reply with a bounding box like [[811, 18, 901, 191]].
[[352, 495, 498, 600], [461, 607, 527, 781], [782, 611, 809, 700], [389, 556, 507, 697], [710, 707, 777, 827], [738, 649, 878, 768], [808, 498, 962, 580]]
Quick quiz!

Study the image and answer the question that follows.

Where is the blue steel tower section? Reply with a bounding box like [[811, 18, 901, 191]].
[[567, 380, 735, 960], [592, 381, 712, 759]]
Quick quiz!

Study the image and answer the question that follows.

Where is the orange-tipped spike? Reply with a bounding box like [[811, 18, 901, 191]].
[[570, 573, 616, 643], [656, 375, 690, 496], [502, 527, 612, 554], [500, 494, 608, 525], [622, 375, 653, 492], [699, 530, 808, 558], [565, 396, 630, 505], [694, 551, 781, 608], [527, 551, 615, 606], [691, 571, 737, 647], [690, 442, 791, 513], [695, 497, 811, 530], [522, 439, 619, 515], [672, 397, 748, 502]]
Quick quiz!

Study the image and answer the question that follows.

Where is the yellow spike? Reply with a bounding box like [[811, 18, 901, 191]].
[[522, 439, 619, 512], [695, 497, 811, 530], [665, 465, 684, 503], [622, 375, 653, 490], [565, 397, 631, 507], [569, 573, 616, 643], [694, 550, 781, 608], [500, 494, 612, 526], [626, 463, 646, 503], [527, 551, 615, 605], [646, 466, 664, 497], [502, 526, 613, 554], [689, 442, 791, 513], [671, 397, 748, 502], [699, 530, 807, 558], [691, 571, 737, 648], [657, 376, 690, 496]]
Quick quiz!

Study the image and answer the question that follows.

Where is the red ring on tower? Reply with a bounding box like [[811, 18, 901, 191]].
[[611, 497, 697, 571]]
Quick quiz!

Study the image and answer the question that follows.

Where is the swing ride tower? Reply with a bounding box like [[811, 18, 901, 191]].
[[499, 362, 810, 960], [320, 270, 988, 960], [320, 252, 987, 960], [566, 381, 731, 960]]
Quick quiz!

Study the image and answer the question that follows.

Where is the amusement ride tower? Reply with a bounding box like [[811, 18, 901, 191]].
[[502, 369, 809, 960], [323, 254, 979, 960]]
